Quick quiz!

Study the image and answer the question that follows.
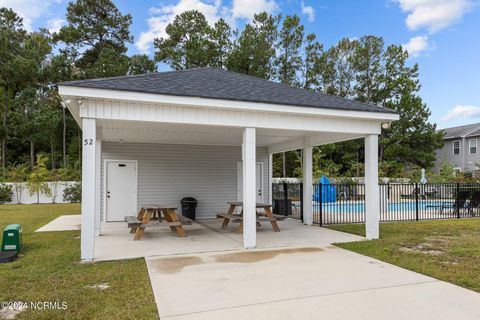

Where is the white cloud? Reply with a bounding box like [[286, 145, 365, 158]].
[[301, 1, 315, 22], [136, 0, 278, 53], [47, 18, 66, 33], [395, 0, 473, 33], [402, 35, 429, 57], [0, 0, 64, 31], [231, 0, 278, 20], [442, 105, 480, 121]]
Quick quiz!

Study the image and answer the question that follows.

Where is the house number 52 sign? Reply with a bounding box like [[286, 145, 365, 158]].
[[84, 139, 94, 146]]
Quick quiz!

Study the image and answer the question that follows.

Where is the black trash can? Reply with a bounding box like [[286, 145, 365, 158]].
[[181, 197, 197, 220], [273, 199, 292, 216]]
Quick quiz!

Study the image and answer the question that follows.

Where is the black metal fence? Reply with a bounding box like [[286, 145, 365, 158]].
[[315, 183, 366, 225], [273, 182, 480, 225]]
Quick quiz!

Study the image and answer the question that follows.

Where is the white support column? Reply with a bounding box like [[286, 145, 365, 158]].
[[94, 139, 102, 236], [365, 134, 380, 240], [81, 118, 97, 261], [268, 153, 273, 205], [303, 138, 313, 225], [242, 127, 256, 249]]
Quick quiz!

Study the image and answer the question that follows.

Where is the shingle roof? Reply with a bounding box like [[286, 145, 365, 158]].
[[440, 123, 480, 139], [466, 128, 480, 137], [60, 68, 397, 114]]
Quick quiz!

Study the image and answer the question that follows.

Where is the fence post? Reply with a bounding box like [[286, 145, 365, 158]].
[[319, 183, 323, 227], [456, 183, 460, 219], [415, 183, 419, 221], [300, 182, 304, 221]]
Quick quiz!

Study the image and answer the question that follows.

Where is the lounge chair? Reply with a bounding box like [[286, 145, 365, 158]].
[[401, 186, 428, 200], [424, 188, 438, 199], [426, 190, 471, 214], [467, 191, 480, 216]]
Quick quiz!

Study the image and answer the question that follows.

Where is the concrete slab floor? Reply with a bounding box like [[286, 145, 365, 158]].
[[93, 219, 363, 261], [199, 218, 364, 249], [35, 215, 81, 232], [94, 220, 242, 261], [146, 246, 480, 320]]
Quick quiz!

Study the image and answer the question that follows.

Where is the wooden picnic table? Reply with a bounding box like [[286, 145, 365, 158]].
[[125, 204, 191, 240], [217, 202, 282, 233]]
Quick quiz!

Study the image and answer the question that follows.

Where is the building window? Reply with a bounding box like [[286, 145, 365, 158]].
[[453, 140, 461, 155], [470, 139, 477, 154]]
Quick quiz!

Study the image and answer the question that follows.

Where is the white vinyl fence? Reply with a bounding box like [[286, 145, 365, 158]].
[[4, 181, 78, 204]]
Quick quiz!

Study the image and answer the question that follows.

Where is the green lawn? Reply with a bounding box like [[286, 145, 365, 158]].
[[329, 219, 480, 292], [0, 204, 158, 320]]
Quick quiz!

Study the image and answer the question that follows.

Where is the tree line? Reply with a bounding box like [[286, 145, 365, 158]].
[[0, 0, 444, 180], [154, 10, 444, 178], [0, 0, 157, 173]]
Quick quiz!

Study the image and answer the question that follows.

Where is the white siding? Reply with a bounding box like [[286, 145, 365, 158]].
[[101, 142, 269, 220]]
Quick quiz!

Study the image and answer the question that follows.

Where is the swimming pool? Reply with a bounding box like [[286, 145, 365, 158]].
[[314, 200, 449, 214]]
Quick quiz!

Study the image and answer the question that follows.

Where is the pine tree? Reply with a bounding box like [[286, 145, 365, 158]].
[[275, 15, 304, 85], [353, 35, 384, 104], [55, 0, 133, 78], [209, 19, 232, 68], [302, 33, 323, 90], [0, 8, 27, 167], [382, 94, 444, 170], [227, 12, 279, 79], [317, 38, 358, 98], [154, 11, 213, 70], [128, 55, 157, 75]]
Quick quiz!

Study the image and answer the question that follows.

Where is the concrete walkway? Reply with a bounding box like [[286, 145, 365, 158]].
[[35, 214, 81, 232], [146, 246, 480, 320]]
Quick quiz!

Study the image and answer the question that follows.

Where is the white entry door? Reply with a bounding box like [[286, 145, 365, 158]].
[[237, 162, 264, 203], [105, 161, 137, 222]]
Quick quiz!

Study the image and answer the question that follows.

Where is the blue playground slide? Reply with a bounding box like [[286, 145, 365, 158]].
[[313, 176, 336, 203]]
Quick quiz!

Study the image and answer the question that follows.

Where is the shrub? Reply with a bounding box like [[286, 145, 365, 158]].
[[63, 182, 81, 203], [7, 164, 28, 204], [0, 166, 8, 182], [0, 184, 13, 203], [50, 169, 66, 204], [28, 155, 52, 203]]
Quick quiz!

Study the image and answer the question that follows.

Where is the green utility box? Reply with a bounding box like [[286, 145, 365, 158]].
[[1, 224, 22, 252]]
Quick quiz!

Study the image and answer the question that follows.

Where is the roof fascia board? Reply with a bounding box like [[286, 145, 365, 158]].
[[80, 100, 381, 135], [58, 85, 399, 122]]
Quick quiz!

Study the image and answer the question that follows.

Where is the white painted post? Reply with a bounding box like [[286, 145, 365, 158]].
[[303, 138, 313, 225], [365, 134, 380, 240], [268, 153, 273, 205], [243, 127, 256, 249], [81, 118, 96, 261], [94, 138, 102, 236]]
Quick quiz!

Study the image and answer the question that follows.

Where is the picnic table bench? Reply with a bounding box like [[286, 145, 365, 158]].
[[125, 205, 192, 240], [216, 202, 285, 233]]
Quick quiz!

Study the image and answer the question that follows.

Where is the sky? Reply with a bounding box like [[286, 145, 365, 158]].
[[0, 0, 478, 129]]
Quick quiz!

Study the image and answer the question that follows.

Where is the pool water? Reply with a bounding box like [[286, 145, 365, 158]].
[[315, 200, 449, 213]]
